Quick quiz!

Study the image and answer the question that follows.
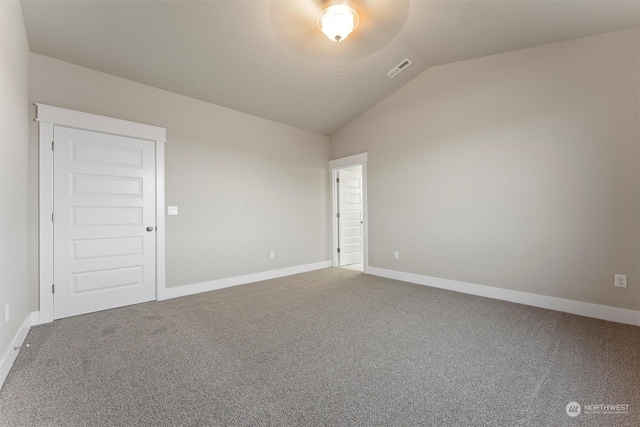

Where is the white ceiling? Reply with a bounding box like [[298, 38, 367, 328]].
[[21, 0, 640, 136]]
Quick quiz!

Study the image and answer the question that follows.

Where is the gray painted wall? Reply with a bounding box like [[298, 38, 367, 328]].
[[331, 28, 640, 311], [0, 1, 31, 360], [28, 53, 331, 311]]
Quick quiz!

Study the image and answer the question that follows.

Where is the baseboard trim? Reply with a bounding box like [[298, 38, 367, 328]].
[[368, 267, 640, 326], [0, 311, 36, 390], [30, 311, 44, 326], [158, 261, 332, 301]]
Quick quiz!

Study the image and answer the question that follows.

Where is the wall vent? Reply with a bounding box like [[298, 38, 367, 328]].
[[386, 58, 412, 78]]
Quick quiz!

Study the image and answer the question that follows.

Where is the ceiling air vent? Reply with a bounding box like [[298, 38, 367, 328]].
[[387, 58, 412, 78]]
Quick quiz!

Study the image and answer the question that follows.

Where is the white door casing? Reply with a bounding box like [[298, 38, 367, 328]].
[[338, 169, 363, 266], [37, 104, 166, 324], [329, 153, 368, 272], [53, 127, 157, 319]]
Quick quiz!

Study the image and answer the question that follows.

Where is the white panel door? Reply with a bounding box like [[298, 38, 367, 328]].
[[338, 169, 363, 266], [53, 126, 156, 319]]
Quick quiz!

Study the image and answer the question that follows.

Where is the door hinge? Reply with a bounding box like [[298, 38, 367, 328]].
[[337, 248, 341, 253], [51, 141, 54, 151], [51, 212, 54, 222], [337, 212, 340, 218], [52, 284, 55, 294], [336, 178, 340, 183]]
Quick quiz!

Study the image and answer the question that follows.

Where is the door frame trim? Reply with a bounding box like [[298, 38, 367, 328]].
[[36, 104, 166, 323], [329, 153, 368, 272]]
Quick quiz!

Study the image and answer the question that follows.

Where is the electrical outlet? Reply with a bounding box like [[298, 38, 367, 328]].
[[270, 251, 275, 259], [167, 206, 178, 215], [614, 274, 627, 288], [4, 303, 9, 323], [393, 251, 399, 260]]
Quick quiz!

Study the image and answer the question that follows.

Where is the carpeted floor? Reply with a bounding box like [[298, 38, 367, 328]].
[[1, 268, 639, 426]]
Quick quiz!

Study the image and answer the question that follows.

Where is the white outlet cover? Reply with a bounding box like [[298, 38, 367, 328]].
[[167, 206, 178, 215], [614, 274, 627, 288], [394, 251, 399, 259], [269, 251, 275, 259]]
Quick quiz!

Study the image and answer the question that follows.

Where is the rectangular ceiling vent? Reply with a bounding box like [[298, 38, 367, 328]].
[[387, 58, 412, 78]]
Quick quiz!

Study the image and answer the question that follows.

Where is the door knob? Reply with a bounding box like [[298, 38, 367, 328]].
[[146, 226, 155, 232]]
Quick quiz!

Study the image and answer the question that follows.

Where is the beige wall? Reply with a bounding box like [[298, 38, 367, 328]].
[[0, 1, 31, 356], [29, 53, 330, 310], [331, 28, 640, 311]]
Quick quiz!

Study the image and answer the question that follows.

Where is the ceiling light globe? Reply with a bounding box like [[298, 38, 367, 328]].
[[318, 5, 359, 42]]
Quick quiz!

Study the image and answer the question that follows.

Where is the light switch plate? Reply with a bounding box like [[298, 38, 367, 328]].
[[168, 206, 178, 216]]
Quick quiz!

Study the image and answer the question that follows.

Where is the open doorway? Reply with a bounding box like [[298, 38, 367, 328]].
[[330, 153, 368, 273]]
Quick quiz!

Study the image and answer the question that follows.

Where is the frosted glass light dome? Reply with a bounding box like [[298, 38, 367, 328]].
[[318, 5, 359, 42]]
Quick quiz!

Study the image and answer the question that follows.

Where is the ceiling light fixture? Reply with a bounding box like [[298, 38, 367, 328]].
[[317, 4, 359, 42]]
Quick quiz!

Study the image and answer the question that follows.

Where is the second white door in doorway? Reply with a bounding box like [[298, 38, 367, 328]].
[[338, 168, 363, 266]]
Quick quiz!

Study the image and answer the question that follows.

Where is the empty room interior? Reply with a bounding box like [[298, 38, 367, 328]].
[[1, 0, 639, 425]]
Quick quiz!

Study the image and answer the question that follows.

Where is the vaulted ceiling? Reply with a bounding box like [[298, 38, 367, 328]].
[[21, 0, 639, 135]]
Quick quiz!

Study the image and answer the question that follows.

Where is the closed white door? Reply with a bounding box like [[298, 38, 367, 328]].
[[338, 169, 363, 266], [53, 126, 157, 319]]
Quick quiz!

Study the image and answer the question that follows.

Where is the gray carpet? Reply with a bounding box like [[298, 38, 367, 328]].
[[1, 268, 639, 426]]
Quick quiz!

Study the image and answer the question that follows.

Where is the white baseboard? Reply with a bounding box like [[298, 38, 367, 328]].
[[0, 311, 36, 390], [158, 261, 332, 301], [30, 311, 44, 326], [368, 267, 640, 326]]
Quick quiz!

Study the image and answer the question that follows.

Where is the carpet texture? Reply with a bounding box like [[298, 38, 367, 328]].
[[1, 268, 639, 426]]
